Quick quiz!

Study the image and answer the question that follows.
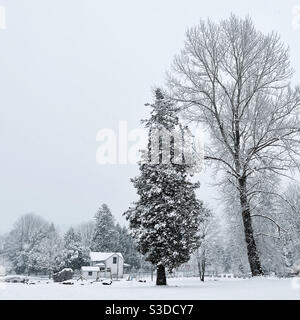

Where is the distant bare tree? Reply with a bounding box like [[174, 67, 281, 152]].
[[195, 208, 213, 281], [76, 221, 95, 249], [168, 15, 300, 275], [279, 183, 300, 269], [3, 213, 50, 274]]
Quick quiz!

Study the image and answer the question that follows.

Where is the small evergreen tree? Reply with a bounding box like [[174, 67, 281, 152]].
[[125, 89, 204, 285], [115, 224, 142, 269], [91, 204, 119, 252], [60, 227, 89, 271], [28, 223, 63, 276]]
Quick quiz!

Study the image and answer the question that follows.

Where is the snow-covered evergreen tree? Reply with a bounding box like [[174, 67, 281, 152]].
[[115, 224, 142, 269], [59, 227, 89, 271], [27, 223, 63, 276], [91, 204, 119, 252], [125, 89, 204, 285]]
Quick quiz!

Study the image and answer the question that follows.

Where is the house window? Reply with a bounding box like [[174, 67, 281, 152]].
[[113, 257, 117, 264], [88, 271, 93, 276]]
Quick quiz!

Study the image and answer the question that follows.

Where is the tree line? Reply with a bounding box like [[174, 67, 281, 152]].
[[1, 14, 300, 285], [124, 88, 300, 285], [0, 204, 142, 276], [124, 14, 300, 284]]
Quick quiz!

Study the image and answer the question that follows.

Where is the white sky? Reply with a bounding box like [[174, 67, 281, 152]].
[[0, 0, 300, 233]]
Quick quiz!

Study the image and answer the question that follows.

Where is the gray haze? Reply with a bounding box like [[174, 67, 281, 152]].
[[0, 0, 299, 233]]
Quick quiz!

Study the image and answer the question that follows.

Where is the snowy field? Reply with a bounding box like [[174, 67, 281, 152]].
[[1, 277, 300, 300]]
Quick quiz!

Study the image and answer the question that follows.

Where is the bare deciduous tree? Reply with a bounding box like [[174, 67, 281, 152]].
[[3, 213, 50, 274], [168, 15, 300, 275], [76, 221, 95, 249], [195, 208, 214, 281]]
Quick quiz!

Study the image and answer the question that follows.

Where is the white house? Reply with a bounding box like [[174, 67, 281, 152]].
[[81, 252, 125, 280], [81, 266, 100, 280]]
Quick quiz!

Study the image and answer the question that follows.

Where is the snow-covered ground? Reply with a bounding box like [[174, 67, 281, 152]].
[[1, 277, 300, 300]]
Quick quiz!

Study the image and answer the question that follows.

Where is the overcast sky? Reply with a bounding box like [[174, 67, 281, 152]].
[[0, 0, 299, 234]]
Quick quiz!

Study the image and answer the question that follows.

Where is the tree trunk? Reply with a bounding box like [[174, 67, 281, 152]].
[[151, 266, 154, 282], [197, 252, 205, 282], [200, 254, 205, 282], [200, 272, 205, 282], [196, 249, 202, 281], [197, 260, 202, 281], [239, 178, 263, 276], [156, 264, 167, 285]]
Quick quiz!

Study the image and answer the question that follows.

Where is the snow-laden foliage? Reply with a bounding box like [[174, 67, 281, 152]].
[[90, 204, 142, 268], [217, 173, 300, 276], [276, 183, 300, 273], [168, 15, 300, 275], [2, 214, 63, 275], [114, 224, 142, 270], [76, 221, 95, 249], [27, 223, 64, 275], [56, 227, 89, 271], [125, 89, 205, 283], [91, 204, 119, 252], [190, 208, 231, 280], [0, 207, 143, 274]]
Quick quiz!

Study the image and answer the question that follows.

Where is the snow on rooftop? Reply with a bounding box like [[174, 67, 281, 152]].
[[94, 263, 105, 267], [90, 252, 123, 261], [81, 266, 100, 272]]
